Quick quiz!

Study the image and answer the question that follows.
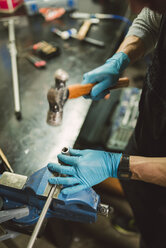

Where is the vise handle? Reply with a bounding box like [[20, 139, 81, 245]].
[[68, 77, 129, 99]]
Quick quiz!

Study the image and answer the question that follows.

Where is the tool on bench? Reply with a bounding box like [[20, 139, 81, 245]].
[[0, 147, 113, 247], [26, 54, 46, 69], [76, 18, 99, 40], [70, 12, 131, 25], [51, 27, 77, 40], [39, 7, 66, 22], [51, 27, 105, 47], [32, 40, 60, 59], [82, 36, 105, 47], [47, 68, 129, 126]]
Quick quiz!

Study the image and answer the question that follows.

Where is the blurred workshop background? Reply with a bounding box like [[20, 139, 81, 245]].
[[0, 0, 148, 247]]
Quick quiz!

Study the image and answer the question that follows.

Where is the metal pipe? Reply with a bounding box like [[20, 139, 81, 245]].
[[8, 19, 21, 119], [61, 147, 70, 155], [27, 185, 56, 248], [0, 207, 29, 224], [27, 147, 69, 247]]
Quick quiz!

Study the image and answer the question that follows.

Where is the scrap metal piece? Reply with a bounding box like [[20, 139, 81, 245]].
[[0, 207, 29, 224], [97, 203, 114, 217], [61, 147, 70, 155], [0, 226, 20, 242]]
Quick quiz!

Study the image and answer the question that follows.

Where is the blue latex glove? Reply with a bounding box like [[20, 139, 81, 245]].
[[82, 52, 130, 100], [48, 148, 122, 195]]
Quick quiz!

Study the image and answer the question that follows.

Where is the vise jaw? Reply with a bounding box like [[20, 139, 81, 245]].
[[0, 166, 101, 226]]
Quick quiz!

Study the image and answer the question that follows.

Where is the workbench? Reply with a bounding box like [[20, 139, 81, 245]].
[[0, 0, 130, 176]]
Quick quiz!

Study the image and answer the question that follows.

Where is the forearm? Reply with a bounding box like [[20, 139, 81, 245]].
[[130, 156, 166, 187], [116, 7, 161, 64], [116, 35, 145, 63]]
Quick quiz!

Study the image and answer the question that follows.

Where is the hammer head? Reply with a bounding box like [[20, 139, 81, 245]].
[[47, 69, 69, 126]]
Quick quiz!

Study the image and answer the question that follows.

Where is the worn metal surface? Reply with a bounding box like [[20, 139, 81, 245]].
[[0, 172, 27, 189], [0, 0, 129, 177]]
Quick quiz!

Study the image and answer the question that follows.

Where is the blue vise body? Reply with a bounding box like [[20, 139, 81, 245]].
[[0, 167, 100, 226]]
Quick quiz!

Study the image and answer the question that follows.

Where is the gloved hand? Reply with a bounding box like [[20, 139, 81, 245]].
[[48, 148, 122, 195], [82, 52, 130, 100]]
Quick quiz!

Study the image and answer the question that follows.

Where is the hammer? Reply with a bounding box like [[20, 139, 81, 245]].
[[47, 69, 129, 126], [76, 18, 99, 40]]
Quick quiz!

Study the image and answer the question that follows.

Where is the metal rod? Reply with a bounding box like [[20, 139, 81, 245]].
[[27, 147, 68, 247], [84, 37, 105, 47], [8, 19, 21, 118], [72, 34, 105, 47], [27, 185, 56, 248], [0, 207, 29, 223]]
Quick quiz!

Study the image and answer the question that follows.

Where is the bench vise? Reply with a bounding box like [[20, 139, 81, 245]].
[[0, 166, 112, 230]]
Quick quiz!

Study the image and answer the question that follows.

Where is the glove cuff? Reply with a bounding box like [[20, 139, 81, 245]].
[[108, 153, 122, 178], [106, 52, 130, 72]]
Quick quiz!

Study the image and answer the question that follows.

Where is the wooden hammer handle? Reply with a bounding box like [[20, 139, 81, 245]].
[[68, 77, 129, 99], [77, 19, 92, 40]]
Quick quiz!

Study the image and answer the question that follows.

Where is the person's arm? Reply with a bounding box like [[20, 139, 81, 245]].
[[130, 156, 166, 187], [116, 7, 162, 63], [47, 149, 166, 195], [116, 36, 145, 63], [81, 8, 161, 100]]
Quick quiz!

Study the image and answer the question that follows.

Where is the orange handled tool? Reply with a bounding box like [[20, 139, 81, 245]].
[[77, 19, 100, 40], [68, 77, 129, 99]]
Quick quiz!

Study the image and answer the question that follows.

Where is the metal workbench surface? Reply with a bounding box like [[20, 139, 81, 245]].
[[0, 0, 129, 176]]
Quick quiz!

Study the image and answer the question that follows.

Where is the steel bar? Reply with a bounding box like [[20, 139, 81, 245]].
[[27, 185, 56, 248], [8, 19, 21, 119], [0, 207, 29, 223]]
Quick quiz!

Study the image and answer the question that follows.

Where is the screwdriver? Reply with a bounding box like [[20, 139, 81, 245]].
[[26, 54, 46, 68]]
